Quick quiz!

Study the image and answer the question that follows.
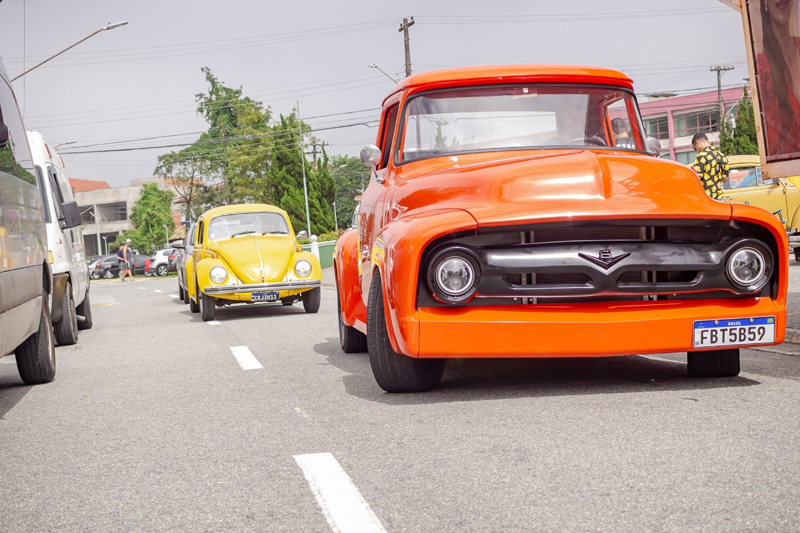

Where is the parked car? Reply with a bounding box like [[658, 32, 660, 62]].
[[167, 254, 178, 273], [28, 130, 92, 345], [175, 222, 196, 304], [91, 254, 116, 279], [334, 64, 788, 392], [150, 248, 176, 277], [0, 56, 57, 384], [722, 157, 800, 261], [131, 254, 150, 275], [181, 204, 321, 321]]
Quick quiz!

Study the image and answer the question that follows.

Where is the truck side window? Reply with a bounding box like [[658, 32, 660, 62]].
[[0, 77, 35, 186], [378, 104, 399, 169]]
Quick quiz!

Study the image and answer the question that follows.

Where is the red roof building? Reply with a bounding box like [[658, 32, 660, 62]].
[[69, 178, 111, 194]]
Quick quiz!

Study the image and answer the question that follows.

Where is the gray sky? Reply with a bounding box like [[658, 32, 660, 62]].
[[0, 0, 747, 187]]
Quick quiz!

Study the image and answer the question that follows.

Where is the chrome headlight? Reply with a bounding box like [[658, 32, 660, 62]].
[[726, 246, 768, 291], [295, 259, 312, 278], [209, 266, 228, 284], [427, 249, 480, 304]]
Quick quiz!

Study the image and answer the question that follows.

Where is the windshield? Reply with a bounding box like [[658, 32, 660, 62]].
[[398, 84, 646, 163], [208, 212, 290, 241]]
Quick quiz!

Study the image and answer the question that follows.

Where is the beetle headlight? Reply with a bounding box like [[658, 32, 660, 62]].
[[295, 259, 312, 278], [726, 245, 768, 291], [427, 249, 480, 304], [209, 266, 228, 284]]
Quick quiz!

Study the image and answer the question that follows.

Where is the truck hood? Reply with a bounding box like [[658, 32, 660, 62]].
[[391, 150, 732, 226], [207, 235, 296, 283]]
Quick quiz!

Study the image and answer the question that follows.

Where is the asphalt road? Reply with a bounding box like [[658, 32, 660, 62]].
[[1, 267, 799, 532]]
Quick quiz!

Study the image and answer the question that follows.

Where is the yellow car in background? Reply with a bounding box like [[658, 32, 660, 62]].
[[723, 155, 800, 261], [181, 204, 322, 321]]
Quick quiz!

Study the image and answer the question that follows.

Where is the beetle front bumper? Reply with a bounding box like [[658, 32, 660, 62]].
[[204, 279, 320, 295]]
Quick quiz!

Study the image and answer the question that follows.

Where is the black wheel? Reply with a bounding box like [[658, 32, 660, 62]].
[[103, 269, 114, 279], [367, 271, 444, 392], [54, 282, 78, 346], [182, 284, 190, 305], [687, 349, 740, 377], [189, 283, 200, 314], [157, 264, 168, 277], [794, 248, 800, 262], [178, 283, 185, 302], [15, 290, 56, 385], [302, 287, 321, 313], [336, 273, 366, 353], [76, 288, 93, 330], [91, 271, 100, 280], [281, 298, 295, 306], [200, 291, 216, 321]]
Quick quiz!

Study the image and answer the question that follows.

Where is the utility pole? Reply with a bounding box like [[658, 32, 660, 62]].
[[710, 65, 734, 126], [297, 101, 312, 235], [398, 17, 415, 78]]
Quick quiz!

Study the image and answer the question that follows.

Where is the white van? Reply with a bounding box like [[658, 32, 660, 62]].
[[28, 131, 92, 345]]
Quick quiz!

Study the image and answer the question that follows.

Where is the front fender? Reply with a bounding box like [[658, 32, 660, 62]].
[[335, 229, 365, 332], [196, 256, 234, 294], [372, 209, 478, 357]]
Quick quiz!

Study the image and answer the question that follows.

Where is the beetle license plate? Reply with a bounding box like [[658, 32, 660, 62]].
[[693, 317, 775, 348], [251, 292, 279, 303]]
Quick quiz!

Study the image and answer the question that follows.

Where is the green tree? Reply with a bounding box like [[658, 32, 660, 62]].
[[720, 87, 759, 156], [329, 154, 365, 229], [114, 184, 175, 252]]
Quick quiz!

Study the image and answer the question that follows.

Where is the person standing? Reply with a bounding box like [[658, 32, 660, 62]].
[[691, 133, 729, 201], [122, 239, 135, 282], [116, 242, 129, 282]]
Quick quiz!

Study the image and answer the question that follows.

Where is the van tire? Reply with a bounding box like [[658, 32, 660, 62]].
[[367, 271, 444, 392], [54, 282, 78, 346], [15, 292, 56, 385], [76, 288, 93, 330]]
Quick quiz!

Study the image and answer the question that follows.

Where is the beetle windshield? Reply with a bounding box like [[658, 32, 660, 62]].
[[208, 212, 290, 241], [398, 84, 647, 163]]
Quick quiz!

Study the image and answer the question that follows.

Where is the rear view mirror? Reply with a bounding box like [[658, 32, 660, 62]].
[[360, 145, 381, 167], [171, 240, 185, 249], [296, 230, 308, 240], [646, 137, 662, 157], [60, 201, 82, 229]]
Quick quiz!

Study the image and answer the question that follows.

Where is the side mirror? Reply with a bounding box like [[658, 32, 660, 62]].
[[360, 145, 381, 168], [171, 240, 185, 249], [60, 201, 82, 229], [646, 137, 662, 157], [296, 230, 308, 240]]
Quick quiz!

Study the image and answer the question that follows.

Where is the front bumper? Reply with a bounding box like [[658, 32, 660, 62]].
[[416, 297, 785, 358], [203, 279, 320, 295]]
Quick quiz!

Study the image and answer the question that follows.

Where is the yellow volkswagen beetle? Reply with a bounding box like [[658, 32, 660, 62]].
[[181, 204, 322, 321]]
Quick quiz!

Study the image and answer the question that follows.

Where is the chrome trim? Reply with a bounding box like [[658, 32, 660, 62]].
[[252, 235, 266, 283], [204, 279, 321, 295]]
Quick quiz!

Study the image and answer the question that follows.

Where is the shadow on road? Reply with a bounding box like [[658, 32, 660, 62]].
[[0, 361, 32, 419], [176, 302, 307, 323], [313, 337, 760, 405]]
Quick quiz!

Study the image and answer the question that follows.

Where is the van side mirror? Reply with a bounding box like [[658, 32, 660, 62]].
[[171, 240, 185, 249], [60, 201, 82, 229]]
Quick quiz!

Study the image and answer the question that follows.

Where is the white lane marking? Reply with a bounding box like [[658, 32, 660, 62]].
[[154, 290, 163, 293], [169, 294, 179, 298], [2, 358, 16, 365], [230, 346, 262, 370], [640, 354, 686, 365], [207, 320, 221, 326], [139, 287, 146, 290], [294, 453, 386, 533]]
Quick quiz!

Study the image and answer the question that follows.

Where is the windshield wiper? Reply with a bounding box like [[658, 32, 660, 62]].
[[262, 231, 289, 235], [230, 230, 257, 238]]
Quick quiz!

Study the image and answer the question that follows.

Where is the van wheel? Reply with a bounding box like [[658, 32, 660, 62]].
[[200, 291, 216, 321], [76, 288, 93, 330], [15, 290, 56, 385], [178, 283, 185, 302], [189, 284, 200, 314], [367, 271, 444, 392], [336, 273, 366, 353], [302, 287, 321, 313], [687, 349, 740, 377], [54, 282, 78, 346]]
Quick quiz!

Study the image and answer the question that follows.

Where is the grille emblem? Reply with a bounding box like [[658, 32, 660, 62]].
[[578, 249, 630, 270]]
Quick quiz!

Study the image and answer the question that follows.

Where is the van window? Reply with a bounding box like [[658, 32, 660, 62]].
[[46, 167, 64, 220], [0, 76, 35, 186], [35, 166, 52, 223]]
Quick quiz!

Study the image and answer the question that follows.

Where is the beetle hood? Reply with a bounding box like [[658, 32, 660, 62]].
[[207, 235, 296, 283], [392, 150, 732, 226]]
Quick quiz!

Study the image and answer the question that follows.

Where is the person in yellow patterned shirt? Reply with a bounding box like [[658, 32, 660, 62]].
[[690, 133, 729, 200]]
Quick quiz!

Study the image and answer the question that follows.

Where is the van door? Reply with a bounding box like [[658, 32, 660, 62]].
[[45, 164, 86, 303]]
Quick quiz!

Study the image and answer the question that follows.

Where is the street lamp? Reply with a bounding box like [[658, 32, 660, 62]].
[[102, 236, 108, 255], [12, 21, 129, 82], [332, 201, 338, 229], [369, 63, 399, 84]]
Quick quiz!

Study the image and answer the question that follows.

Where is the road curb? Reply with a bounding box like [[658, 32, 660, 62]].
[[784, 328, 800, 345]]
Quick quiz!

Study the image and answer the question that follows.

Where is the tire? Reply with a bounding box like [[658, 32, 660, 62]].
[[178, 283, 185, 302], [687, 349, 740, 378], [200, 291, 216, 321], [54, 282, 78, 346], [91, 271, 100, 280], [794, 248, 800, 263], [76, 288, 93, 330], [15, 291, 56, 385], [336, 273, 367, 353], [157, 264, 168, 277], [189, 283, 200, 314], [182, 284, 190, 305], [302, 287, 321, 313], [104, 269, 114, 279], [367, 271, 444, 392]]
